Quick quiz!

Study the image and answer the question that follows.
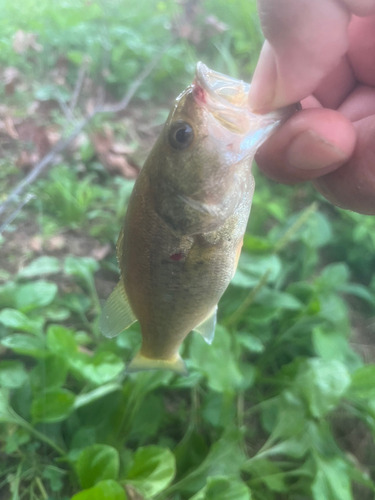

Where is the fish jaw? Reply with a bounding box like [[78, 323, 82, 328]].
[[193, 61, 299, 161]]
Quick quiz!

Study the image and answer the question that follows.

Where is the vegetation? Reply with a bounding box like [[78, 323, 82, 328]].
[[1, 1, 375, 499]]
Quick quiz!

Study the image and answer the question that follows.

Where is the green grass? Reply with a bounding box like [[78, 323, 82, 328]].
[[1, 1, 375, 499]]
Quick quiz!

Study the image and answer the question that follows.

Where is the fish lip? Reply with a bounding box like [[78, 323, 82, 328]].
[[193, 62, 300, 137], [193, 62, 250, 113]]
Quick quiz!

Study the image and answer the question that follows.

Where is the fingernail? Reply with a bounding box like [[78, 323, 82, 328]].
[[287, 130, 348, 170], [248, 41, 277, 112]]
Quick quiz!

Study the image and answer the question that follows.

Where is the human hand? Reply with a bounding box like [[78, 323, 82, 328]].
[[249, 0, 375, 215]]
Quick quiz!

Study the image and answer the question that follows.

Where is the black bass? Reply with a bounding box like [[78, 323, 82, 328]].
[[100, 62, 298, 373]]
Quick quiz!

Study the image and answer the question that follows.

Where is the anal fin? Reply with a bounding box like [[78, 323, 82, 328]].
[[127, 351, 188, 376], [193, 306, 217, 345], [99, 280, 137, 338]]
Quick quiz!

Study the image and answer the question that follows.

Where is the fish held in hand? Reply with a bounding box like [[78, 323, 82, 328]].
[[100, 62, 298, 374]]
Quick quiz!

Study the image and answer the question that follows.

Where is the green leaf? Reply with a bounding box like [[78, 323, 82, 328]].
[[202, 392, 236, 428], [0, 361, 28, 388], [70, 351, 124, 385], [70, 480, 126, 500], [62, 293, 91, 314], [130, 394, 165, 439], [245, 305, 278, 325], [31, 388, 75, 423], [233, 253, 282, 288], [312, 456, 352, 500], [340, 283, 375, 305], [76, 444, 120, 489], [125, 446, 175, 498], [15, 281, 58, 311], [307, 420, 342, 457], [348, 365, 375, 399], [312, 327, 362, 371], [5, 428, 30, 453], [189, 476, 251, 500], [256, 288, 302, 310], [42, 466, 66, 493], [18, 256, 61, 278], [64, 256, 99, 292], [237, 333, 264, 353], [189, 326, 242, 393], [45, 306, 71, 322], [0, 308, 43, 334], [318, 295, 350, 333], [318, 263, 349, 292], [297, 211, 332, 248], [174, 429, 209, 479], [0, 389, 19, 423], [230, 270, 258, 288], [34, 84, 70, 102], [294, 359, 351, 418], [171, 429, 245, 495], [31, 355, 68, 390], [264, 433, 310, 460], [70, 428, 97, 453], [47, 325, 78, 356], [0, 281, 17, 308], [244, 459, 287, 493], [243, 234, 273, 253], [1, 334, 47, 358], [67, 50, 85, 65], [65, 257, 99, 277], [268, 390, 307, 440]]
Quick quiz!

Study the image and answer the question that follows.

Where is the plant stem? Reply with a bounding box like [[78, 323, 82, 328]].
[[35, 478, 48, 500], [273, 202, 318, 254], [237, 392, 244, 428], [223, 269, 271, 328], [14, 413, 66, 458]]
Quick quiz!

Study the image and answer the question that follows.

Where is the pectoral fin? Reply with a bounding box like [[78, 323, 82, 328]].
[[193, 306, 217, 345], [99, 280, 137, 338], [127, 351, 188, 375]]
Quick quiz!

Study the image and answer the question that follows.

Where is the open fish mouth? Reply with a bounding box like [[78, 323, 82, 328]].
[[194, 62, 250, 111], [193, 62, 299, 142]]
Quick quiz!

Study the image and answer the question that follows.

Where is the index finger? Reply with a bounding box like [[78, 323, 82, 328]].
[[249, 0, 350, 111]]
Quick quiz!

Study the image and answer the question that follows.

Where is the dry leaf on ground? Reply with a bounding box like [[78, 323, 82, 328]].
[[4, 116, 19, 140], [90, 243, 111, 261], [15, 120, 61, 170], [91, 126, 138, 179], [2, 67, 21, 95], [13, 30, 43, 54]]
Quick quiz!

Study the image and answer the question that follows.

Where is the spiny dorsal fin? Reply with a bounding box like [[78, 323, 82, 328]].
[[193, 306, 217, 345], [127, 351, 188, 376], [99, 280, 137, 338]]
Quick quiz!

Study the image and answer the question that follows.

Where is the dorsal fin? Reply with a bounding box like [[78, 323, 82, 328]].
[[99, 280, 137, 338], [193, 306, 217, 345]]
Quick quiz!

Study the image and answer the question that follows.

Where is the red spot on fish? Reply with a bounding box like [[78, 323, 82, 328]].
[[170, 252, 184, 261], [193, 84, 206, 104]]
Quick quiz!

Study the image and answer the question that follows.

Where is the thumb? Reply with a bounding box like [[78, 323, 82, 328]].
[[249, 0, 350, 111]]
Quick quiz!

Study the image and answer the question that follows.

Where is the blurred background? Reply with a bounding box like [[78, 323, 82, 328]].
[[1, 1, 375, 499]]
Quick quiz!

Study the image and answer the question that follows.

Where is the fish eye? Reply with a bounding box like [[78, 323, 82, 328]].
[[168, 120, 194, 150]]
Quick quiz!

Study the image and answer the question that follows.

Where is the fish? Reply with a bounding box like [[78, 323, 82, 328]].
[[99, 62, 298, 374]]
